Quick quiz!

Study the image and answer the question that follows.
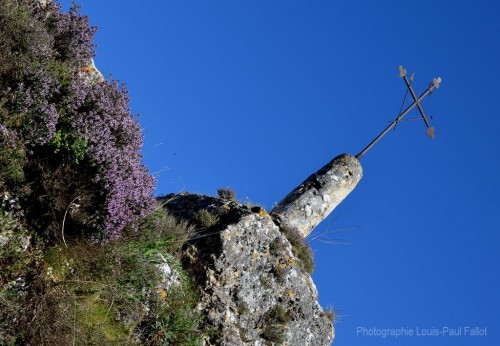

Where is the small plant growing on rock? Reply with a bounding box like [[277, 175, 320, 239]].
[[239, 301, 250, 316], [217, 187, 236, 201], [280, 224, 315, 274], [261, 305, 290, 344], [271, 263, 289, 283], [325, 306, 338, 324], [195, 209, 219, 229]]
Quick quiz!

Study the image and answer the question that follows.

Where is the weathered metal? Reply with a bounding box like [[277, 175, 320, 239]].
[[272, 66, 441, 239], [356, 69, 441, 159]]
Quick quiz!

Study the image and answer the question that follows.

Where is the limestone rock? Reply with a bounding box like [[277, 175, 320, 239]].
[[272, 154, 362, 238], [161, 193, 334, 346]]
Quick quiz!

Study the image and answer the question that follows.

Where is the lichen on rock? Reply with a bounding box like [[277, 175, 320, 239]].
[[161, 193, 334, 345], [272, 154, 362, 238]]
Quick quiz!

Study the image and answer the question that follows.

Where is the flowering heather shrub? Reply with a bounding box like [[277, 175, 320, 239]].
[[44, 3, 96, 65], [61, 78, 156, 238], [0, 1, 155, 239]]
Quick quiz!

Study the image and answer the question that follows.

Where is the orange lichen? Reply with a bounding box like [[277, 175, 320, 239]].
[[285, 255, 295, 267], [158, 288, 167, 302], [80, 65, 95, 74]]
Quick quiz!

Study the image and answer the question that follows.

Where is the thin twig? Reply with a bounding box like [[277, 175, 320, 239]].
[[62, 196, 80, 247]]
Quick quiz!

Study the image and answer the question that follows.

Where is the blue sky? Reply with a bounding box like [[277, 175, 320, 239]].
[[61, 1, 499, 345]]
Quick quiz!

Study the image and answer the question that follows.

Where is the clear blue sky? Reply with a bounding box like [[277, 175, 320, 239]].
[[61, 1, 499, 345]]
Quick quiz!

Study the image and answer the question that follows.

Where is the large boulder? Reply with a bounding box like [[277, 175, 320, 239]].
[[161, 193, 334, 345]]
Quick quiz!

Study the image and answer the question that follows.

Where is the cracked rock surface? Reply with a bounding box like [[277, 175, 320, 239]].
[[161, 193, 334, 345], [272, 154, 362, 238]]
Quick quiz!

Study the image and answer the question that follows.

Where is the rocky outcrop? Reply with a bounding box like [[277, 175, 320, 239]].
[[160, 193, 334, 345]]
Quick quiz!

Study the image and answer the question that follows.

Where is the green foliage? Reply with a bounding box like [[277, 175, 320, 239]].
[[50, 129, 87, 163], [280, 225, 315, 274], [270, 264, 289, 283], [0, 144, 25, 185], [261, 325, 286, 345], [0, 213, 42, 344], [261, 305, 290, 344], [1, 210, 202, 345], [139, 274, 202, 346], [217, 187, 236, 201], [48, 56, 74, 89], [0, 211, 35, 285], [0, 0, 53, 75], [0, 0, 155, 240], [195, 209, 219, 229], [265, 305, 289, 325], [134, 207, 195, 255], [259, 275, 271, 289]]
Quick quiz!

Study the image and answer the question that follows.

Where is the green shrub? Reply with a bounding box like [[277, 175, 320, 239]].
[[0, 212, 42, 345], [265, 305, 289, 325], [280, 225, 315, 274], [261, 305, 290, 344], [1, 209, 201, 345], [0, 211, 35, 285], [50, 129, 87, 164], [0, 0, 155, 241], [0, 137, 25, 185], [271, 264, 289, 283], [195, 209, 219, 229], [217, 187, 236, 201]]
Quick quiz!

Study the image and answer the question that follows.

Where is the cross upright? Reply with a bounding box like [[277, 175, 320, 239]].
[[272, 66, 441, 238], [356, 66, 441, 159]]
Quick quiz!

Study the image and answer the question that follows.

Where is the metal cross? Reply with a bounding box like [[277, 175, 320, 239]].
[[356, 66, 441, 160]]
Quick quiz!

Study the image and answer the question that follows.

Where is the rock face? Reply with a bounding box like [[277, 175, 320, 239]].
[[161, 193, 334, 346], [272, 154, 362, 238]]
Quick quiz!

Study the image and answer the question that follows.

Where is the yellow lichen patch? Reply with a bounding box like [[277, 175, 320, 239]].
[[80, 65, 95, 74], [158, 288, 168, 302], [252, 251, 259, 261], [259, 209, 267, 216], [279, 262, 287, 269], [285, 255, 295, 267], [288, 289, 295, 300]]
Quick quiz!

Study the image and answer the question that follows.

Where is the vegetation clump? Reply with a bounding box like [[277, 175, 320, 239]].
[[280, 224, 315, 274], [261, 305, 291, 344], [195, 209, 220, 229], [217, 187, 236, 201], [0, 0, 155, 241], [0, 2, 200, 344], [1, 209, 202, 345]]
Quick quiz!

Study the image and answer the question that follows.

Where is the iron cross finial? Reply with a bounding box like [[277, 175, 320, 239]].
[[356, 66, 441, 160]]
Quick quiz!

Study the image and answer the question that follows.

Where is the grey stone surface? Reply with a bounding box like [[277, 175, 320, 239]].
[[162, 193, 334, 345], [271, 154, 362, 238]]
